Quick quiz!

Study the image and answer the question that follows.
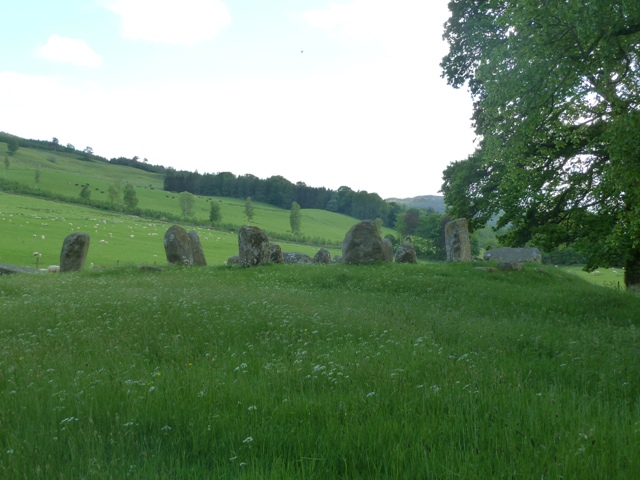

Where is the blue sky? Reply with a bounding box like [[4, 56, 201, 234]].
[[0, 0, 475, 199]]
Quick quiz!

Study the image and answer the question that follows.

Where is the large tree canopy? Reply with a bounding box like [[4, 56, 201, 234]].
[[440, 0, 640, 288]]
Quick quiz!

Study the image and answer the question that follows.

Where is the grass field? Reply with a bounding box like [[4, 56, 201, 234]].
[[0, 262, 638, 478], [0, 193, 343, 267]]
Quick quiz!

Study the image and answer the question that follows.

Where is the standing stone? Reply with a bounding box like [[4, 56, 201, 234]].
[[188, 230, 207, 266], [269, 243, 285, 264], [164, 225, 195, 266], [445, 218, 472, 262], [60, 232, 90, 272], [313, 248, 332, 264], [382, 238, 394, 262], [342, 220, 389, 264], [238, 226, 270, 267], [395, 240, 418, 263]]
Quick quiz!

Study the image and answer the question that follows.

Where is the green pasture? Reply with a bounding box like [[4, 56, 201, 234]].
[[0, 193, 342, 267], [564, 265, 626, 289], [0, 263, 638, 478], [2, 143, 394, 248]]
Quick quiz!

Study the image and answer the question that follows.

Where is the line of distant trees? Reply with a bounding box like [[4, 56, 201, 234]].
[[163, 169, 401, 225]]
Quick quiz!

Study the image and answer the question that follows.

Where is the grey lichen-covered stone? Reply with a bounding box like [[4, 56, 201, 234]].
[[269, 243, 285, 264], [445, 218, 472, 262], [0, 263, 43, 275], [162, 225, 207, 267], [283, 252, 312, 264], [238, 226, 271, 267], [498, 261, 524, 271], [395, 241, 418, 264], [342, 220, 389, 264], [60, 232, 91, 272], [188, 230, 207, 266], [483, 247, 541, 263], [382, 238, 394, 262], [313, 248, 332, 264], [227, 255, 240, 266]]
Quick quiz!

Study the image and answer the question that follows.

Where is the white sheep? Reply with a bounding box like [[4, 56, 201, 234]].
[[47, 265, 60, 273]]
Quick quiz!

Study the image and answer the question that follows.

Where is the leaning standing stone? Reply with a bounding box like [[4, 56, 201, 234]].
[[60, 232, 90, 272], [188, 230, 207, 266], [313, 248, 332, 264], [238, 226, 271, 267], [269, 243, 285, 264], [445, 218, 472, 262]]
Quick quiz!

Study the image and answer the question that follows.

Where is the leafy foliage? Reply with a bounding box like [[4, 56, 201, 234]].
[[244, 196, 255, 223], [179, 191, 195, 218], [123, 184, 138, 210], [289, 201, 302, 236], [441, 0, 640, 287]]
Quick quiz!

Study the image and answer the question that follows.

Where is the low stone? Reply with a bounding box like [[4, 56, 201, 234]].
[[227, 255, 240, 266], [395, 241, 418, 264], [483, 247, 541, 263], [283, 252, 312, 264], [139, 265, 164, 272], [269, 244, 285, 264], [60, 232, 90, 272], [313, 248, 332, 264], [0, 263, 42, 275], [342, 220, 389, 264], [498, 261, 524, 271], [238, 226, 270, 267], [474, 266, 500, 273]]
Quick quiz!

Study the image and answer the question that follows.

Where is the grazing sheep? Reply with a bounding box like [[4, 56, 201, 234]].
[[47, 265, 60, 273]]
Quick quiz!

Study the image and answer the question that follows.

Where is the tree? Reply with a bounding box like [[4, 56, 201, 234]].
[[3, 156, 9, 174], [108, 182, 123, 210], [179, 191, 196, 217], [123, 184, 138, 209], [290, 201, 302, 236], [244, 196, 255, 223], [7, 136, 19, 156], [82, 146, 93, 161], [34, 164, 41, 188], [209, 201, 222, 225], [441, 0, 640, 289], [52, 137, 59, 151], [80, 184, 91, 201]]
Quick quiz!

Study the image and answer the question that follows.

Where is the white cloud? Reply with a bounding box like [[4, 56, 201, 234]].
[[34, 34, 102, 67], [107, 0, 231, 45], [298, 0, 441, 55]]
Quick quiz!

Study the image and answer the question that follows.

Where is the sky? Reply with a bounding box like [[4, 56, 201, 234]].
[[0, 0, 476, 199]]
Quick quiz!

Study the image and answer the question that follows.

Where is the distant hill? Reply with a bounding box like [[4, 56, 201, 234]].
[[386, 195, 446, 213]]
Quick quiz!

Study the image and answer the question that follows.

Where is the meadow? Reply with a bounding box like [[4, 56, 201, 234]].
[[0, 262, 638, 478]]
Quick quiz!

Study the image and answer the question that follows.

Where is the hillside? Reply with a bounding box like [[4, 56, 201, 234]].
[[386, 194, 446, 212], [0, 138, 398, 267]]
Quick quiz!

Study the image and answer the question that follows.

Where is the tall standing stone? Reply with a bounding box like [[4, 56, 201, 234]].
[[445, 218, 472, 262], [342, 220, 389, 264], [238, 226, 271, 267], [60, 232, 90, 272]]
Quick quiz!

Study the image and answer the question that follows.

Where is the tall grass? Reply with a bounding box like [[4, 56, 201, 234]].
[[1, 263, 638, 478]]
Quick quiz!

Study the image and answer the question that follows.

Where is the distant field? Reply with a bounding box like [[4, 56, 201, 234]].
[[1, 143, 396, 253], [563, 265, 625, 289], [0, 193, 341, 267]]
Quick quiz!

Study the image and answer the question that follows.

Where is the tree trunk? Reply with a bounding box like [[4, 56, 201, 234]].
[[624, 248, 640, 291]]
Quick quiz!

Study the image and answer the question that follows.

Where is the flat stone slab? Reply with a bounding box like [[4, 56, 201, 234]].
[[483, 247, 541, 263], [0, 263, 43, 275]]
